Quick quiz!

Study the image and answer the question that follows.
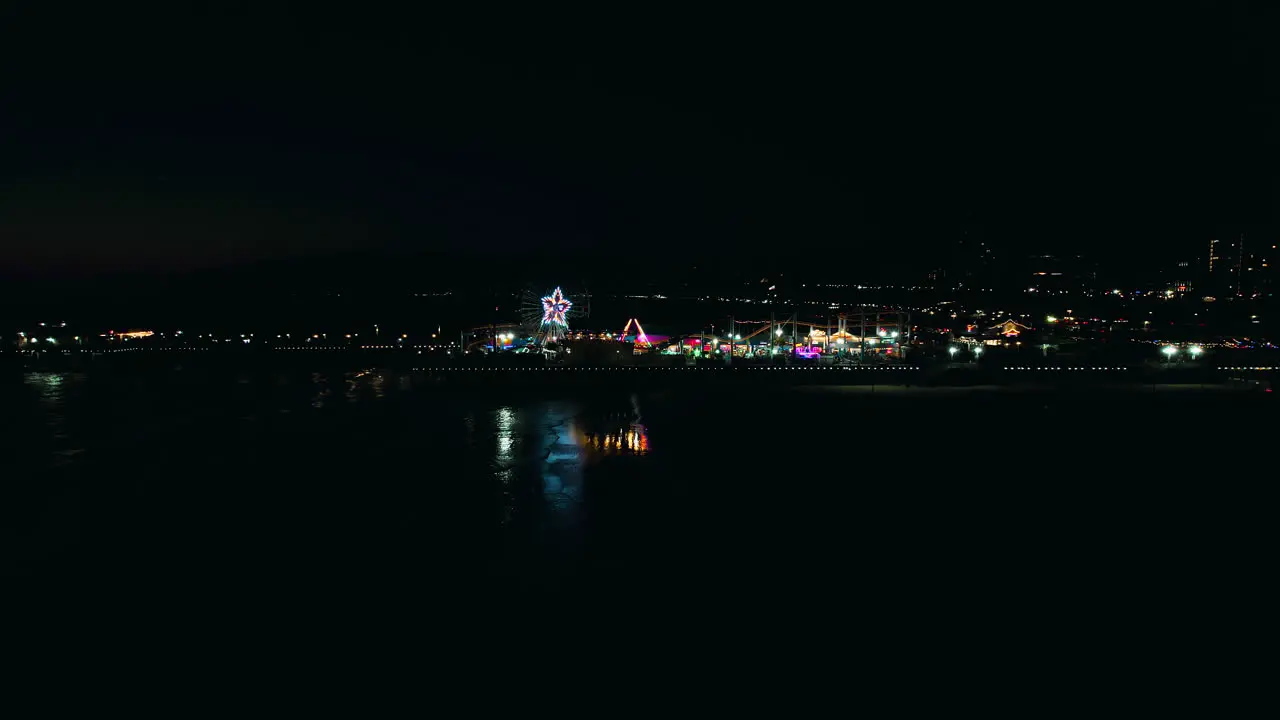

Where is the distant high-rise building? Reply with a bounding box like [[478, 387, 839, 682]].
[[1236, 240, 1272, 299], [1207, 235, 1248, 295], [1266, 243, 1276, 298], [1165, 260, 1193, 294], [1227, 234, 1246, 296]]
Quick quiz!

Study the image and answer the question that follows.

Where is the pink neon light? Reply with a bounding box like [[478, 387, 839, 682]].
[[541, 287, 572, 327]]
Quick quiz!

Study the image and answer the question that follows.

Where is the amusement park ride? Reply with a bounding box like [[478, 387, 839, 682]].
[[465, 286, 911, 361], [534, 286, 573, 345], [619, 318, 652, 353], [649, 309, 912, 361], [468, 285, 588, 353]]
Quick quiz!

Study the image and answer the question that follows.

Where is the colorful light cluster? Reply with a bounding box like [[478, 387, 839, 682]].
[[621, 318, 651, 347], [541, 287, 572, 328]]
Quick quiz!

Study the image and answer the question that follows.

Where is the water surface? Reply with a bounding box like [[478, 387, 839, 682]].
[[4, 369, 1268, 611]]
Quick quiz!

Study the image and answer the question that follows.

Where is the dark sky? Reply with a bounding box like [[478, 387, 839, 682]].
[[1, 3, 1275, 275]]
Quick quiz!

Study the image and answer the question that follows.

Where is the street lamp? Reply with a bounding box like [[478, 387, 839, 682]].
[[1162, 345, 1178, 360], [973, 346, 983, 357], [948, 346, 958, 359], [1189, 345, 1203, 358]]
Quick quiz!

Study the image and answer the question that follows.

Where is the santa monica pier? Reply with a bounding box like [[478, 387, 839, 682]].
[[4, 283, 1275, 393]]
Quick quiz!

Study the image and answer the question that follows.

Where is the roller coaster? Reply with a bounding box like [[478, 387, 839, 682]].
[[650, 309, 913, 357]]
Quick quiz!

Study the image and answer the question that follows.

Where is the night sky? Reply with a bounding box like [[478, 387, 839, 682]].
[[1, 4, 1275, 276]]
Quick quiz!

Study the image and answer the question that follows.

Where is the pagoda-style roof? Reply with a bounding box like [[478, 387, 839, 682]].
[[988, 319, 1033, 336]]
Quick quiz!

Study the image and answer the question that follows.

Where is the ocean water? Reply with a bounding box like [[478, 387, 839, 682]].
[[3, 369, 1270, 615]]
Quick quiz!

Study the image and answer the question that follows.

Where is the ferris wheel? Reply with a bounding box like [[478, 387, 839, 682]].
[[519, 284, 587, 346]]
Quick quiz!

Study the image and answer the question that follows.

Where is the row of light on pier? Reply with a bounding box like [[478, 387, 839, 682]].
[[947, 345, 1213, 360], [411, 366, 924, 372]]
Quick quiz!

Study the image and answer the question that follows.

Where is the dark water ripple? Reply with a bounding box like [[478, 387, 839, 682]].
[[2, 369, 1270, 623]]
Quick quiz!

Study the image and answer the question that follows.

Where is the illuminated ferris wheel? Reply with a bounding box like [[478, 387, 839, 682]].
[[520, 285, 577, 346]]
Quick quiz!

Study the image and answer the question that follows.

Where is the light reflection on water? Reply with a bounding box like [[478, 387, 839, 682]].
[[310, 373, 332, 409], [17, 370, 654, 516], [494, 407, 519, 523], [482, 399, 652, 525], [344, 374, 361, 403], [540, 405, 585, 512], [10, 371, 665, 576], [307, 369, 393, 405], [24, 373, 85, 466], [579, 424, 650, 454], [495, 407, 517, 461]]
